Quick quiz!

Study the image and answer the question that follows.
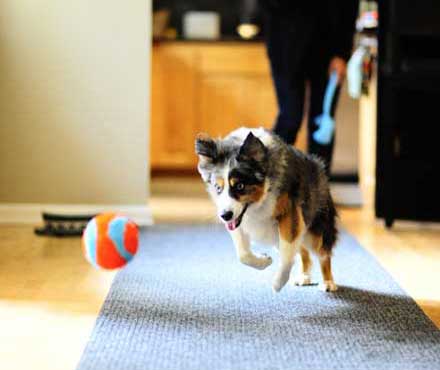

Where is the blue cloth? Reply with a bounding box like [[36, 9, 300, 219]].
[[313, 71, 338, 145]]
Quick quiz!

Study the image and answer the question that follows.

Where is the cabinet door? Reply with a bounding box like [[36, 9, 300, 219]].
[[151, 45, 197, 169], [151, 43, 306, 171], [197, 44, 306, 155], [198, 74, 276, 138]]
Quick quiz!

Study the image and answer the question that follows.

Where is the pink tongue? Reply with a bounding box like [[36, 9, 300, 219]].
[[227, 220, 236, 231]]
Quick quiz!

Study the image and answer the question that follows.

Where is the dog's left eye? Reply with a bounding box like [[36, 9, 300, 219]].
[[236, 182, 245, 191]]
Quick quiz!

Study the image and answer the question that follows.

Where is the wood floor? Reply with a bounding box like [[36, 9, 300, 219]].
[[1, 177, 439, 370], [0, 225, 117, 370], [340, 207, 440, 326]]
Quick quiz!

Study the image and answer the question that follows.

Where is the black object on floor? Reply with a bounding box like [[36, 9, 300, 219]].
[[34, 212, 96, 237]]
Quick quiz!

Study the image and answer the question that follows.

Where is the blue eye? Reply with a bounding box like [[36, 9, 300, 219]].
[[214, 183, 222, 194]]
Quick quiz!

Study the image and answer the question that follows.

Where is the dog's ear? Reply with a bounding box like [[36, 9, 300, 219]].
[[195, 133, 217, 163], [195, 133, 218, 182], [237, 132, 267, 163]]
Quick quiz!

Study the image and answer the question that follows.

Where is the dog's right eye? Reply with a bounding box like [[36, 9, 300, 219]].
[[214, 183, 222, 194]]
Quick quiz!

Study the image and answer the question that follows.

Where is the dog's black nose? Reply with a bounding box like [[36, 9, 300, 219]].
[[220, 211, 233, 221]]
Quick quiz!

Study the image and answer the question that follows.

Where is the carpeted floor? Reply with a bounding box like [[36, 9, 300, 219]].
[[77, 225, 440, 370]]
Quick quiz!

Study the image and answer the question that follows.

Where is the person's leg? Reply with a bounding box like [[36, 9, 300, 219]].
[[272, 74, 306, 145], [307, 65, 341, 175], [264, 13, 307, 145]]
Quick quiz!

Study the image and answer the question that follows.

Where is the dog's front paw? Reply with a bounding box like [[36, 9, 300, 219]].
[[272, 271, 290, 293], [293, 274, 313, 286], [318, 280, 338, 292], [255, 253, 272, 270], [240, 253, 272, 270]]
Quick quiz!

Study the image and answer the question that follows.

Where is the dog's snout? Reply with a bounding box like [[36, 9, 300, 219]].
[[220, 211, 234, 222]]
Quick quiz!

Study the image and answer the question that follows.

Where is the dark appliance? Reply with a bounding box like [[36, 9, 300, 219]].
[[376, 0, 440, 227]]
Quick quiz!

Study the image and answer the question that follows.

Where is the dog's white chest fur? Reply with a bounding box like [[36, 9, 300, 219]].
[[241, 193, 279, 247]]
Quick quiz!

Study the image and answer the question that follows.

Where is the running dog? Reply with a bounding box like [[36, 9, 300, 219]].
[[195, 127, 338, 292]]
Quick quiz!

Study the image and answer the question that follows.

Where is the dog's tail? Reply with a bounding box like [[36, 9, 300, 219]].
[[310, 192, 338, 252], [322, 195, 338, 250]]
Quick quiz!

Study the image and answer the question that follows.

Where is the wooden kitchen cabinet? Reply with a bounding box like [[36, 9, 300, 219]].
[[151, 42, 306, 170], [151, 44, 197, 169]]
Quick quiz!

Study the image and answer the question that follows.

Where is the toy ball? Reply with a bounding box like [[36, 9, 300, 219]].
[[82, 213, 139, 270]]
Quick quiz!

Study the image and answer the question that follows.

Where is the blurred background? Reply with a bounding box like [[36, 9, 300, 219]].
[[1, 1, 440, 369], [150, 0, 377, 219]]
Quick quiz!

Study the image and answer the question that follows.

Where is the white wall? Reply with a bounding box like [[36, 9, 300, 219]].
[[0, 1, 151, 221]]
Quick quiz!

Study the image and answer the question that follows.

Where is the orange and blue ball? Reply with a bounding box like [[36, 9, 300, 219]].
[[82, 213, 139, 269]]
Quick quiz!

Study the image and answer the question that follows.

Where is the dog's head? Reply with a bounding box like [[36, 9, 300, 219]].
[[195, 131, 268, 230]]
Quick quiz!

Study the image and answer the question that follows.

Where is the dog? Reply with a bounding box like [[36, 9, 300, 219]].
[[195, 127, 338, 293]]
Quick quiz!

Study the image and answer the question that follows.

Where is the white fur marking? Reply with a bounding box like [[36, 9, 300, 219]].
[[215, 163, 243, 222], [293, 273, 313, 286], [229, 228, 272, 270]]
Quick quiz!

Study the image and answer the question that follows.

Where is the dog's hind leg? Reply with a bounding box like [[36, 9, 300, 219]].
[[318, 250, 337, 292], [308, 195, 338, 292], [273, 206, 305, 292], [229, 228, 272, 270], [293, 245, 313, 286], [308, 233, 337, 292]]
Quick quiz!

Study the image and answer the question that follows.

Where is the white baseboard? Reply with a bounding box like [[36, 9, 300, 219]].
[[0, 203, 153, 226]]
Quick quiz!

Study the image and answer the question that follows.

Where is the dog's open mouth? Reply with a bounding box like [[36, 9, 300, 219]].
[[226, 204, 249, 231]]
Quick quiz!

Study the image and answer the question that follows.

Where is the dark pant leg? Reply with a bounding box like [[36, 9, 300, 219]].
[[264, 14, 308, 145], [307, 66, 341, 175], [272, 74, 305, 144]]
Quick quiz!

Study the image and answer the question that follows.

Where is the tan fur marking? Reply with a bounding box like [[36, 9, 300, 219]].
[[307, 232, 334, 282], [308, 233, 324, 255], [239, 184, 265, 204], [300, 247, 312, 274], [273, 193, 290, 219], [319, 255, 333, 282], [278, 212, 294, 243], [278, 206, 304, 243], [215, 177, 224, 189], [229, 177, 238, 187]]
